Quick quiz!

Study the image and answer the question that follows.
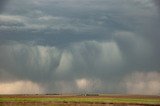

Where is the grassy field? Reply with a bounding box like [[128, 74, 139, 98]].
[[0, 94, 160, 106]]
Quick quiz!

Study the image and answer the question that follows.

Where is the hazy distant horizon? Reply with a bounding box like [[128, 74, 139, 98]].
[[0, 0, 160, 95]]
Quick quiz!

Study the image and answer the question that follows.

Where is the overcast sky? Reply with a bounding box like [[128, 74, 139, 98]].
[[0, 0, 160, 95]]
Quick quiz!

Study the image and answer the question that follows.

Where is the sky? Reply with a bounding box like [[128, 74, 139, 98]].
[[0, 0, 160, 95]]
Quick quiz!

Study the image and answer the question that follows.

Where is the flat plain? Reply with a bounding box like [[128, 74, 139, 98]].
[[0, 94, 160, 106]]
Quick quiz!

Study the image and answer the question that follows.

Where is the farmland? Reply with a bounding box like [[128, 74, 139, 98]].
[[0, 94, 160, 106]]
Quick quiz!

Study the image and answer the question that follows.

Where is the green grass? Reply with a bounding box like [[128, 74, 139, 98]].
[[0, 97, 160, 105]]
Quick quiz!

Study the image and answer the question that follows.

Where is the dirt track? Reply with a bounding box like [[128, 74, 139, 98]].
[[0, 102, 156, 106]]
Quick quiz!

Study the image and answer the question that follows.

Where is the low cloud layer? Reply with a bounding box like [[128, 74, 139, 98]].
[[0, 0, 160, 95]]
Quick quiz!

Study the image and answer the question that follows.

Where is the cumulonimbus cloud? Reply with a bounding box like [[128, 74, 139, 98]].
[[0, 0, 160, 95]]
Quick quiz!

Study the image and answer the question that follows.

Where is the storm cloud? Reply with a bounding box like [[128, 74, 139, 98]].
[[0, 0, 8, 12], [0, 0, 160, 95], [154, 0, 160, 9]]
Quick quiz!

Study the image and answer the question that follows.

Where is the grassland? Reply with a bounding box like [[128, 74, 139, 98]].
[[0, 94, 160, 106]]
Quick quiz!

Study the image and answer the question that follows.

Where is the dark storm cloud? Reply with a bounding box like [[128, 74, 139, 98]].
[[0, 0, 9, 12], [154, 0, 160, 8], [0, 0, 160, 94], [0, 0, 5, 11]]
